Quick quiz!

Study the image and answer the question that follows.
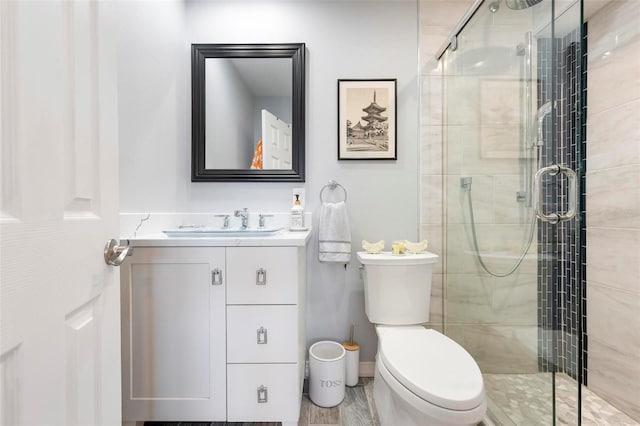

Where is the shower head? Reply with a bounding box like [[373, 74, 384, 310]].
[[537, 101, 553, 118], [534, 101, 554, 146], [488, 1, 500, 13], [505, 0, 543, 10]]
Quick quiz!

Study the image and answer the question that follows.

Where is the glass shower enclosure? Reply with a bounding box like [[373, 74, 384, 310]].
[[437, 0, 585, 424]]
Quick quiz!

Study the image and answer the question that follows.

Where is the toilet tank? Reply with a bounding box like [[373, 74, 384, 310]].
[[357, 251, 439, 325]]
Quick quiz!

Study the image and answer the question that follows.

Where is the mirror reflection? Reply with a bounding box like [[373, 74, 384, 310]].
[[205, 57, 293, 170]]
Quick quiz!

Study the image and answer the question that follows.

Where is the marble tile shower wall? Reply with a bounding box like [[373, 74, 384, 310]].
[[420, 0, 540, 374], [443, 78, 539, 373], [585, 0, 640, 421], [421, 0, 640, 420], [419, 0, 476, 332]]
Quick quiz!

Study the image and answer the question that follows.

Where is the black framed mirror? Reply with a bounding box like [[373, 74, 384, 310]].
[[191, 43, 305, 182]]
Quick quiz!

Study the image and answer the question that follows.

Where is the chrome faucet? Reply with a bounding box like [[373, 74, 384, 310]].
[[234, 208, 249, 229]]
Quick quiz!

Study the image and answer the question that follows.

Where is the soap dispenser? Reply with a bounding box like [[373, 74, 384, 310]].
[[290, 194, 305, 230]]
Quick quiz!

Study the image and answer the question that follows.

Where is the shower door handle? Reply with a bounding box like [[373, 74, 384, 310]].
[[533, 164, 578, 224]]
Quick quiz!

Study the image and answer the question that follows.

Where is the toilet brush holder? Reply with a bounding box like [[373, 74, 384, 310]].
[[343, 324, 359, 387], [343, 341, 360, 387]]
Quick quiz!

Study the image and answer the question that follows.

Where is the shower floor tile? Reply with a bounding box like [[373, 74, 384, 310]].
[[484, 373, 639, 425]]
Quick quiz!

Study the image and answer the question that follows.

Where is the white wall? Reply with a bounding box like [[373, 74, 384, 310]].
[[117, 0, 419, 361], [205, 58, 255, 169]]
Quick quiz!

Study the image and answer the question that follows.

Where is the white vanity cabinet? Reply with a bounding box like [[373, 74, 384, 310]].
[[121, 240, 307, 426]]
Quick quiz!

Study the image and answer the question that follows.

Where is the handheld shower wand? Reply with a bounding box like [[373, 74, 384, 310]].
[[524, 101, 554, 206], [534, 101, 553, 148]]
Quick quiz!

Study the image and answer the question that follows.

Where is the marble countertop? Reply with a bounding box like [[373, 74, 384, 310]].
[[125, 228, 312, 247], [120, 212, 312, 247]]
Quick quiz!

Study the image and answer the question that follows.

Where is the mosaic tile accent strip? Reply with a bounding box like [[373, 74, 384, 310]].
[[536, 23, 588, 385]]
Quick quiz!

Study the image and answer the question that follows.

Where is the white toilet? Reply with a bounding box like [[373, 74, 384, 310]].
[[357, 251, 486, 426]]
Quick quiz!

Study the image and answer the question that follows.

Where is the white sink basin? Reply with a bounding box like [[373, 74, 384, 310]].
[[162, 227, 284, 238]]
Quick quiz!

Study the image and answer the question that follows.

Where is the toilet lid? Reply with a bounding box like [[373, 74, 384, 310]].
[[379, 327, 485, 411]]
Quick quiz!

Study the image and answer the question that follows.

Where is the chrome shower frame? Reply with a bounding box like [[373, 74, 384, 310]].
[[436, 0, 485, 60]]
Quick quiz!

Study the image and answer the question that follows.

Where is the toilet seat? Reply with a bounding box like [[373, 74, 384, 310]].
[[378, 326, 485, 411]]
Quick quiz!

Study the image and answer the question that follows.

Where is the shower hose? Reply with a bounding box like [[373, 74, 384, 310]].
[[463, 147, 542, 278]]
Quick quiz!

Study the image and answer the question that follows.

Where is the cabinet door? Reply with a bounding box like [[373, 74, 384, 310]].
[[120, 247, 226, 421], [227, 247, 299, 304]]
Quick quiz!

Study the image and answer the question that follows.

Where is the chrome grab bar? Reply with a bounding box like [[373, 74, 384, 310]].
[[104, 239, 133, 266], [533, 164, 578, 224]]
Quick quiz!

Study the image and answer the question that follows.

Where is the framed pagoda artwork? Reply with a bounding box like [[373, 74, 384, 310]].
[[338, 79, 397, 160]]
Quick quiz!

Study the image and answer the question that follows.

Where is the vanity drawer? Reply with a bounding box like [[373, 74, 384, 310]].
[[226, 247, 298, 304], [227, 363, 300, 422], [227, 305, 298, 363]]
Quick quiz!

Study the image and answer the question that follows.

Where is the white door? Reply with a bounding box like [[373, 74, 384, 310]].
[[0, 1, 121, 425], [261, 109, 292, 169]]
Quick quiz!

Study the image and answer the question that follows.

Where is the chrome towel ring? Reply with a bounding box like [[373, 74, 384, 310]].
[[320, 180, 347, 203]]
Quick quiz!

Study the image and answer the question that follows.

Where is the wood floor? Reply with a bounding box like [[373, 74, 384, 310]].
[[299, 378, 380, 426], [144, 378, 380, 426]]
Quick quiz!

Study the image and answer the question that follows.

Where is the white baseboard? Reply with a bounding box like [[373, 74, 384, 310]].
[[359, 361, 375, 377]]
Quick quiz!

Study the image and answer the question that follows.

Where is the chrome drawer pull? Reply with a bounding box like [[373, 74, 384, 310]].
[[256, 268, 267, 285], [211, 268, 223, 285], [257, 385, 268, 403], [257, 327, 268, 344]]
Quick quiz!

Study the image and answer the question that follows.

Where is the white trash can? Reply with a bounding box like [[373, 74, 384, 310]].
[[309, 341, 346, 407]]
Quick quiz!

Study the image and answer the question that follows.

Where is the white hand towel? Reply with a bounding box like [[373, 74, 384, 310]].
[[319, 201, 352, 263]]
